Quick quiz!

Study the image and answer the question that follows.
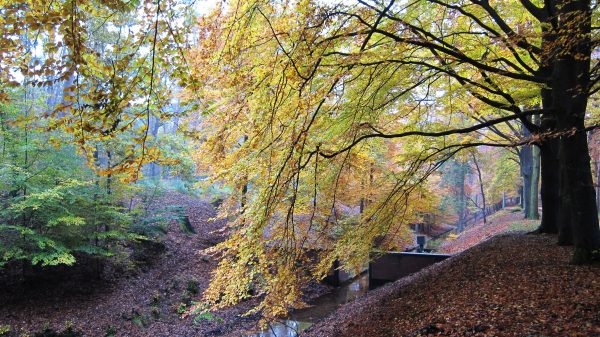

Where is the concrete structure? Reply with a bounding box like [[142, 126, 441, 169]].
[[368, 252, 451, 289]]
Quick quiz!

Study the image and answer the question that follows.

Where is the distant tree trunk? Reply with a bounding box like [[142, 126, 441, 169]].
[[360, 164, 375, 213], [528, 143, 540, 220], [106, 150, 112, 196], [528, 115, 541, 220], [471, 152, 487, 224], [520, 145, 533, 217], [456, 163, 466, 232], [240, 135, 249, 213], [359, 176, 365, 214], [149, 116, 161, 178]]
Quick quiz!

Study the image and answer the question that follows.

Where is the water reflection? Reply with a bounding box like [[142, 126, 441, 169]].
[[253, 321, 313, 337], [246, 273, 370, 337]]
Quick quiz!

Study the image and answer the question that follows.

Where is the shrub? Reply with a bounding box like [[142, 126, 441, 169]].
[[0, 180, 140, 268], [0, 325, 11, 336]]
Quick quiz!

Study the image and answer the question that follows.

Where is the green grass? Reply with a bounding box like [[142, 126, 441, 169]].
[[505, 220, 540, 233]]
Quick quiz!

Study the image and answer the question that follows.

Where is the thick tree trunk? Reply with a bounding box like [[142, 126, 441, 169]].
[[537, 7, 560, 234], [558, 130, 599, 261], [552, 0, 600, 263], [538, 139, 559, 233], [557, 140, 574, 245]]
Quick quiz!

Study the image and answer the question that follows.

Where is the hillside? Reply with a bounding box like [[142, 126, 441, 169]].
[[435, 207, 539, 254], [0, 193, 328, 337], [303, 233, 600, 337]]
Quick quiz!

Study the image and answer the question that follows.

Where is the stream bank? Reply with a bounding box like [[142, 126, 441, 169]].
[[247, 273, 370, 337], [301, 234, 600, 337]]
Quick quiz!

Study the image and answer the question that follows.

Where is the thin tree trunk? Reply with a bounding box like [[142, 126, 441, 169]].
[[528, 143, 540, 220], [520, 146, 533, 217], [457, 162, 466, 232], [519, 118, 533, 217], [471, 152, 487, 224], [106, 150, 112, 196]]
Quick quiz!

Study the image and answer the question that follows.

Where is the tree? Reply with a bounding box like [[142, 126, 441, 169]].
[[439, 159, 469, 231], [0, 0, 193, 181], [470, 151, 487, 224], [187, 0, 599, 319], [529, 115, 541, 220], [0, 89, 138, 268]]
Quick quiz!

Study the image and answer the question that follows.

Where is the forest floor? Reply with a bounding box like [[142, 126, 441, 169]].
[[0, 192, 328, 337], [302, 230, 600, 336], [3, 201, 598, 337]]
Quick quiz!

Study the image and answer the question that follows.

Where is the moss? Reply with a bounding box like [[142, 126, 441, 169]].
[[506, 221, 539, 233], [186, 278, 199, 295], [104, 326, 116, 337], [0, 325, 11, 336]]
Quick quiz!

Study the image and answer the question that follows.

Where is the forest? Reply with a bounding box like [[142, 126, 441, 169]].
[[0, 0, 599, 336]]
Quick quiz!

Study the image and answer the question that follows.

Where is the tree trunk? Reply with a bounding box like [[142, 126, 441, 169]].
[[520, 145, 533, 217], [553, 0, 600, 263], [537, 5, 560, 234], [456, 162, 466, 232], [106, 150, 112, 196], [538, 139, 559, 233], [528, 142, 540, 220], [596, 160, 600, 211], [471, 152, 487, 224]]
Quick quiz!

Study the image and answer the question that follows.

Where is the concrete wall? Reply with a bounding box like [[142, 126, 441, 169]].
[[369, 252, 451, 289], [323, 264, 353, 286]]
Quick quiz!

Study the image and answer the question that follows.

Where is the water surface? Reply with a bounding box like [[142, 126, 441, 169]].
[[247, 273, 369, 337]]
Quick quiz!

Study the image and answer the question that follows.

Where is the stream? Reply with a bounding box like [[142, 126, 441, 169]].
[[247, 273, 370, 337]]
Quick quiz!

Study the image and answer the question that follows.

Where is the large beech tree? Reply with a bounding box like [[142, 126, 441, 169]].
[[188, 0, 599, 318], [322, 0, 600, 261]]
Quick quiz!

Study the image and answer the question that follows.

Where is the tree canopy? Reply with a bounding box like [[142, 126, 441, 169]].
[[1, 0, 599, 323], [186, 0, 600, 319]]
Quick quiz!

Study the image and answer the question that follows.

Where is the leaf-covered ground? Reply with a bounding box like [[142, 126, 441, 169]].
[[0, 192, 328, 337], [437, 207, 539, 254], [303, 232, 600, 337]]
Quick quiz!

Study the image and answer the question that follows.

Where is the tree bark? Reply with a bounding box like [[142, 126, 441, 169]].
[[552, 0, 600, 263], [538, 138, 559, 233], [520, 145, 533, 217], [537, 2, 560, 235], [471, 152, 487, 224], [528, 133, 541, 220]]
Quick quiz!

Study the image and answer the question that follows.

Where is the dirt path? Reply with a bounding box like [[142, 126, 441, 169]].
[[0, 193, 261, 337], [302, 233, 600, 337]]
